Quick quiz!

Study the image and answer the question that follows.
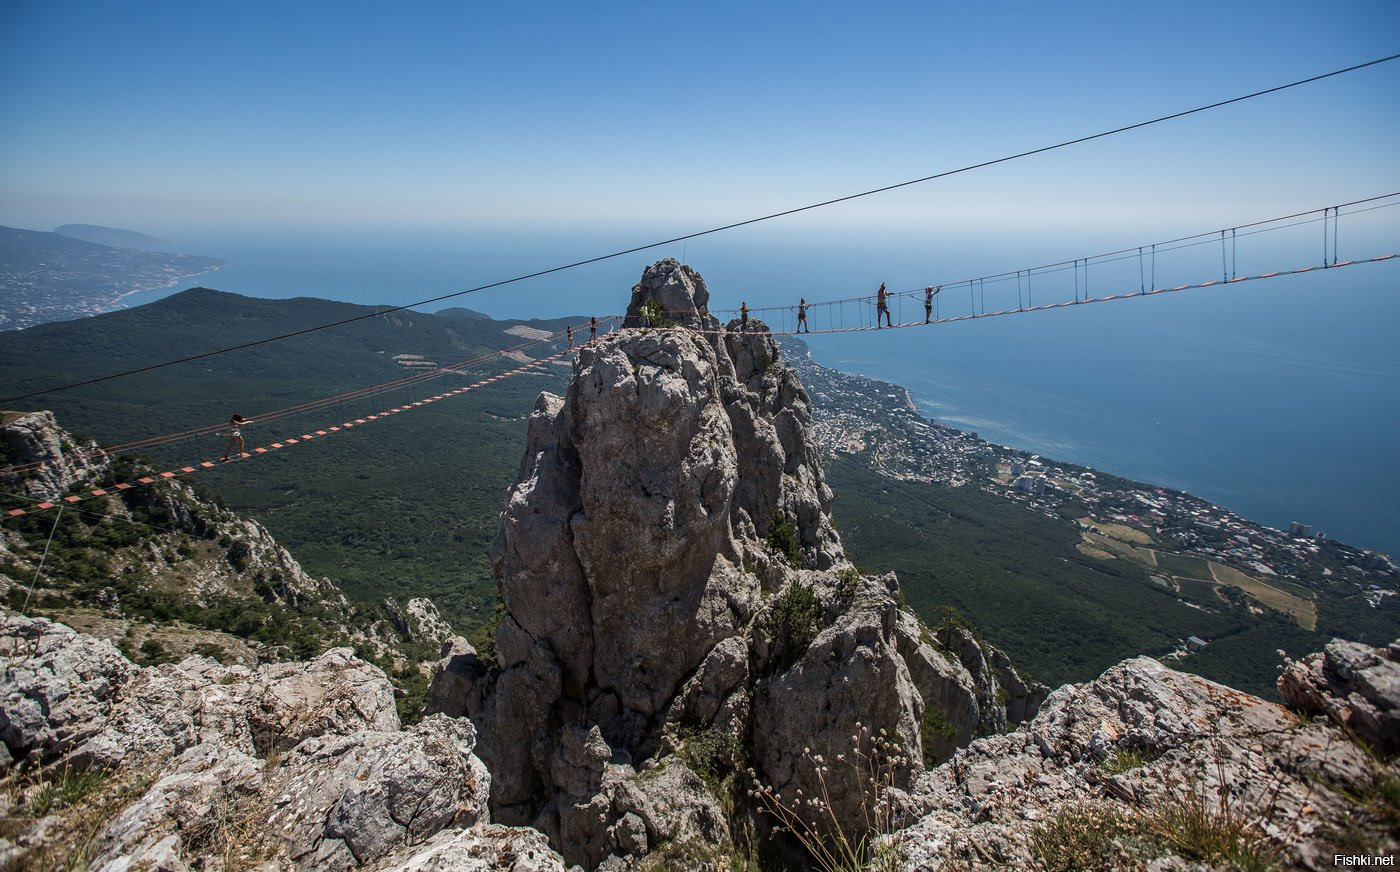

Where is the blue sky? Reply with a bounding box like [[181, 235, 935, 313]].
[[1, 0, 1397, 241]]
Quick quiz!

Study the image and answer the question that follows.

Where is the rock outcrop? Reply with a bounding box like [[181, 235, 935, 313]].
[[1280, 638, 1400, 755], [0, 612, 565, 870], [430, 259, 1044, 868], [0, 410, 448, 666], [894, 650, 1400, 870], [0, 409, 108, 501]]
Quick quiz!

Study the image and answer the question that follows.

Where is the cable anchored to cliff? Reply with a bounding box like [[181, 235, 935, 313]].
[[6, 53, 1398, 404]]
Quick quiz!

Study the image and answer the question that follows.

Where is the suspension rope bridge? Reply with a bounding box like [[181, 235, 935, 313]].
[[5, 54, 1397, 407], [4, 190, 1398, 508], [0, 316, 618, 477], [3, 243, 1395, 521], [710, 193, 1400, 325]]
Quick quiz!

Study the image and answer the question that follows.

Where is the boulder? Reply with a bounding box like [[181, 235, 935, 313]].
[[1279, 637, 1400, 754]]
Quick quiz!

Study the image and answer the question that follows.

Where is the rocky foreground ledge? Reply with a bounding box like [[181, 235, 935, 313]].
[[0, 612, 565, 870], [1, 611, 1396, 870]]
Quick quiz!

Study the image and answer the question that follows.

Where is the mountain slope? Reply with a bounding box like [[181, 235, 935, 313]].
[[0, 288, 583, 632], [52, 224, 170, 248]]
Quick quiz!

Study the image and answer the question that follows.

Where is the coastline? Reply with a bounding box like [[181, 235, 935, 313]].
[[103, 264, 226, 312]]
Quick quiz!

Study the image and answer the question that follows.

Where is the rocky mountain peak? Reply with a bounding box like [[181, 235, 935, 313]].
[[429, 261, 1044, 868], [623, 257, 718, 330]]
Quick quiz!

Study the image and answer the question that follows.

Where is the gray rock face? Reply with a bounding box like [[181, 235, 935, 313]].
[[446, 260, 1042, 869], [893, 655, 1397, 870], [0, 410, 108, 501], [1279, 637, 1400, 754], [0, 612, 565, 871], [0, 613, 138, 768], [623, 258, 719, 329]]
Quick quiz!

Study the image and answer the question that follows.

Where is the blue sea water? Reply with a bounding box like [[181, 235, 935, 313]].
[[123, 220, 1400, 555]]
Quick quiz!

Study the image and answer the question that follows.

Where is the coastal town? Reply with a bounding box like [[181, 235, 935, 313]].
[[0, 226, 225, 329], [779, 336, 1399, 608]]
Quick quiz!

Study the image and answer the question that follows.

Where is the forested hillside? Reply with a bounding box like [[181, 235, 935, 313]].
[[0, 288, 579, 631]]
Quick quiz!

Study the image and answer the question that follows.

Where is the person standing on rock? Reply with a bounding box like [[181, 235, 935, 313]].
[[740, 302, 749, 330], [877, 283, 892, 328], [590, 317, 597, 343], [566, 325, 574, 348], [220, 415, 247, 462], [797, 298, 809, 333]]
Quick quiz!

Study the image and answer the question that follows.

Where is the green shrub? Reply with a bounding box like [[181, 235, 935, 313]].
[[28, 765, 106, 816], [920, 703, 955, 767], [769, 582, 820, 668], [766, 511, 801, 566], [1147, 788, 1278, 871], [676, 728, 742, 797], [639, 299, 677, 328], [1101, 748, 1145, 775], [1030, 802, 1142, 872], [469, 600, 506, 664]]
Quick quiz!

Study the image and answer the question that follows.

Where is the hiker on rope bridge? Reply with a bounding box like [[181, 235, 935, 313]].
[[797, 298, 809, 333], [877, 283, 892, 328], [220, 415, 247, 462], [925, 285, 940, 324]]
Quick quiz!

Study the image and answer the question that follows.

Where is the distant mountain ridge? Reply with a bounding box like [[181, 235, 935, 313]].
[[53, 223, 170, 248]]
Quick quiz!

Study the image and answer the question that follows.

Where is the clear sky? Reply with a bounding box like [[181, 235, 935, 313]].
[[2, 0, 1397, 243]]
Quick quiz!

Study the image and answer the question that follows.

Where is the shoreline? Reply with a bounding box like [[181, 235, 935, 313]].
[[779, 334, 1396, 567], [103, 264, 226, 311]]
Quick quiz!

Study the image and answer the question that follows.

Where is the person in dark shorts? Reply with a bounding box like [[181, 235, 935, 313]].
[[797, 298, 809, 333], [876, 283, 892, 328]]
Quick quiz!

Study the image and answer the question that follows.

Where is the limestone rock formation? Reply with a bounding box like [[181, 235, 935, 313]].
[[432, 259, 1043, 868], [0, 410, 446, 666], [894, 651, 1400, 870], [0, 612, 565, 870], [0, 409, 107, 501], [1280, 638, 1400, 754]]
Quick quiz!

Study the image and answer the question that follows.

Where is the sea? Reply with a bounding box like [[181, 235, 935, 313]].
[[121, 217, 1400, 556]]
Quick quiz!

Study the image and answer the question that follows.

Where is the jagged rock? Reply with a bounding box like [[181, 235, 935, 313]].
[[423, 636, 491, 719], [0, 612, 534, 871], [406, 597, 456, 644], [894, 656, 1394, 870], [1, 615, 399, 771], [0, 613, 138, 767], [623, 258, 719, 330], [0, 410, 107, 501], [753, 574, 923, 834], [440, 260, 1041, 869], [368, 824, 566, 871], [1279, 638, 1400, 754]]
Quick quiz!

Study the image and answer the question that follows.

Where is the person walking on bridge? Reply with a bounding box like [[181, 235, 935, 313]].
[[876, 283, 892, 328], [220, 415, 247, 462], [797, 298, 809, 333], [566, 325, 574, 348], [924, 286, 939, 324]]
